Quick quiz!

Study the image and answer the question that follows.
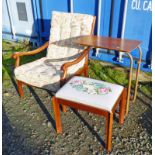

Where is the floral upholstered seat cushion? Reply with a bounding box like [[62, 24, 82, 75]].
[[56, 76, 124, 112], [14, 11, 94, 92], [14, 57, 85, 91], [15, 57, 61, 91]]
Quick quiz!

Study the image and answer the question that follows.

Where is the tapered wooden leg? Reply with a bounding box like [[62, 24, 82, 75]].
[[84, 67, 88, 77], [52, 97, 62, 134], [106, 113, 113, 153], [84, 54, 89, 77], [119, 89, 127, 124], [17, 80, 24, 98], [62, 105, 67, 113], [60, 80, 67, 113], [84, 64, 88, 77]]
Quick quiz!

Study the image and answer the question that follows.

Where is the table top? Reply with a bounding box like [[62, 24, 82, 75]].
[[75, 35, 141, 52]]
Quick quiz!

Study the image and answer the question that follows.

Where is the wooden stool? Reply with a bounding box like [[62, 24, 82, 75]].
[[52, 76, 127, 153]]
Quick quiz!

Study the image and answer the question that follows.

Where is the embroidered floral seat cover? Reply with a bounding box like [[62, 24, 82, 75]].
[[56, 76, 124, 112]]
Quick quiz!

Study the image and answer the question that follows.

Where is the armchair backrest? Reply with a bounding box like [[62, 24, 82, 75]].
[[47, 11, 95, 60]]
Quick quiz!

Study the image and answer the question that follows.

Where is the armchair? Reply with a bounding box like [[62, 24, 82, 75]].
[[12, 11, 96, 99]]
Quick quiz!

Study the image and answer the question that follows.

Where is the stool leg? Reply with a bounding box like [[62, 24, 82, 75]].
[[62, 105, 67, 113], [52, 97, 62, 134], [106, 113, 113, 153], [119, 89, 127, 124], [17, 80, 24, 98]]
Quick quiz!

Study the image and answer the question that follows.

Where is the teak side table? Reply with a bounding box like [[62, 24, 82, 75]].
[[74, 35, 142, 115]]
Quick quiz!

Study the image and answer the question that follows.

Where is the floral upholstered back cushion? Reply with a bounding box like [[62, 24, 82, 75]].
[[47, 11, 94, 60], [69, 80, 112, 95]]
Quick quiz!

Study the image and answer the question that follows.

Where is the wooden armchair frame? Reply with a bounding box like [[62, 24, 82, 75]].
[[12, 16, 96, 99], [12, 42, 90, 97]]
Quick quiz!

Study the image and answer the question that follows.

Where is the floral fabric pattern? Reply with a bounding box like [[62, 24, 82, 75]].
[[47, 11, 94, 59], [69, 80, 112, 95], [15, 12, 94, 92]]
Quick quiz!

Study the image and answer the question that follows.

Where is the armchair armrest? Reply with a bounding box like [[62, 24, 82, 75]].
[[12, 41, 49, 67], [60, 47, 90, 83], [12, 41, 49, 58]]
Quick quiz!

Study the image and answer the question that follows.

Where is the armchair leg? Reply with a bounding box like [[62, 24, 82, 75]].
[[17, 80, 24, 98], [84, 67, 88, 77], [119, 89, 127, 124], [52, 97, 62, 134]]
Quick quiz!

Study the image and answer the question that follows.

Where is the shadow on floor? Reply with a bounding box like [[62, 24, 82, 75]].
[[138, 108, 152, 137], [71, 109, 106, 148], [137, 91, 152, 136], [2, 106, 36, 154], [3, 69, 57, 132], [28, 86, 56, 130]]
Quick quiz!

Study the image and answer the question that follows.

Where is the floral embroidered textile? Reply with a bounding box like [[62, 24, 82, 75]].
[[69, 80, 112, 95]]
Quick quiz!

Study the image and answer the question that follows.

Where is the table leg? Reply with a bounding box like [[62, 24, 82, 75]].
[[125, 53, 133, 116], [131, 46, 142, 102], [125, 46, 142, 115]]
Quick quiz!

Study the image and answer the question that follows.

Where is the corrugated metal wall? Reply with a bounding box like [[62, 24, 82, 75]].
[[2, 0, 152, 72], [2, 0, 39, 45]]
